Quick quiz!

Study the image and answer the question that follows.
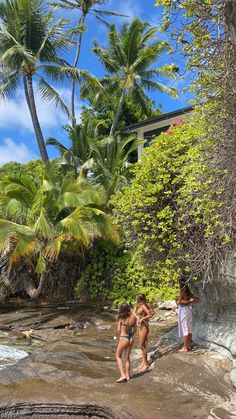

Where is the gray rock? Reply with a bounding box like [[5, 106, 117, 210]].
[[230, 365, 236, 388], [158, 301, 177, 310], [192, 257, 236, 361]]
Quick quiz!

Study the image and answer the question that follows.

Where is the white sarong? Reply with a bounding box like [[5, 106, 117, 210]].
[[178, 305, 192, 337]]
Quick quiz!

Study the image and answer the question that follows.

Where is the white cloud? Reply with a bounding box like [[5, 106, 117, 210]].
[[0, 138, 37, 166], [0, 87, 81, 133], [109, 0, 142, 21]]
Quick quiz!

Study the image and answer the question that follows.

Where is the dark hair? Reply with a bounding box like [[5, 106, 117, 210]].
[[179, 279, 192, 297], [118, 303, 131, 320]]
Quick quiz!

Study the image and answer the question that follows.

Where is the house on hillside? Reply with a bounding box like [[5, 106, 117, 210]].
[[121, 106, 193, 160]]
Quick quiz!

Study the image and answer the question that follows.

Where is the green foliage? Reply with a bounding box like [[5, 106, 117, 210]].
[[111, 113, 225, 294], [0, 163, 119, 298], [48, 122, 144, 201], [86, 18, 178, 136], [0, 159, 43, 182], [75, 240, 164, 306], [81, 90, 162, 139]]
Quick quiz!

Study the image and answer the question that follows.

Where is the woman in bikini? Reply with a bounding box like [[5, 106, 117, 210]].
[[133, 294, 154, 372], [116, 303, 137, 383], [177, 279, 199, 352]]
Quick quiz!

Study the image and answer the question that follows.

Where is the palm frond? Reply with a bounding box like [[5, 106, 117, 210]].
[[46, 137, 70, 156], [0, 69, 19, 99], [131, 85, 151, 115], [36, 18, 72, 59], [37, 77, 72, 119], [35, 251, 46, 275], [9, 235, 40, 264], [34, 209, 53, 237], [0, 219, 33, 252], [0, 42, 35, 66], [1, 175, 37, 210], [45, 234, 67, 260], [93, 42, 119, 73], [108, 25, 127, 67], [141, 79, 179, 98], [93, 9, 128, 17], [86, 209, 120, 244], [59, 208, 90, 245]]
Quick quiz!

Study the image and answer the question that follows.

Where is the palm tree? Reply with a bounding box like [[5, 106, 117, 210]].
[[92, 19, 179, 137], [0, 166, 119, 298], [54, 0, 126, 123], [46, 119, 100, 175], [47, 120, 145, 199], [92, 134, 145, 200], [0, 0, 100, 163]]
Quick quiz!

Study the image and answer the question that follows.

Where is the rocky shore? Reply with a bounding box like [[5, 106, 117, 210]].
[[0, 303, 234, 418]]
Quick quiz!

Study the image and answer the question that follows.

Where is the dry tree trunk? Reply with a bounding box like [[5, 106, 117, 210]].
[[23, 272, 47, 300], [225, 0, 236, 44]]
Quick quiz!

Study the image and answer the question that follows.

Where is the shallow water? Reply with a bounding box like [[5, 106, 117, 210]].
[[0, 330, 31, 369]]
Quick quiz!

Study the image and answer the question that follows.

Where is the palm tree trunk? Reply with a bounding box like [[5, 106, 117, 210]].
[[109, 89, 126, 137], [24, 75, 49, 164], [71, 14, 86, 125], [23, 271, 47, 299]]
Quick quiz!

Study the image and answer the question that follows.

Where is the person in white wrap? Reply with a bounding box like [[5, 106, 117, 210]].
[[177, 280, 199, 352]]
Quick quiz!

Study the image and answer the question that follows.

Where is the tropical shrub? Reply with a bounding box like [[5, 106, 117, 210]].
[[156, 0, 236, 282], [75, 240, 160, 306], [111, 113, 226, 297], [0, 164, 119, 300]]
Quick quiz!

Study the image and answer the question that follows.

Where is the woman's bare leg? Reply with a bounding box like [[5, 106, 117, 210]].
[[138, 326, 149, 371], [188, 333, 193, 350], [116, 339, 129, 382], [125, 337, 134, 380], [179, 335, 188, 352]]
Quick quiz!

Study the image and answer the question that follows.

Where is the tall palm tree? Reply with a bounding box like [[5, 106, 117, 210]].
[[54, 0, 126, 123], [92, 19, 179, 137], [0, 166, 119, 298], [0, 0, 100, 163]]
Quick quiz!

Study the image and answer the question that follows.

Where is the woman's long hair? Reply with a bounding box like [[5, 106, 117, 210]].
[[118, 303, 131, 320], [179, 279, 192, 297], [134, 294, 148, 313]]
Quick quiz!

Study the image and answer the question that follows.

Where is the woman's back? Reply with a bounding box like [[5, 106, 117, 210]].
[[119, 314, 136, 336]]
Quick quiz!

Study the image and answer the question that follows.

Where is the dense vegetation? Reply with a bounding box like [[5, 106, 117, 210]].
[[0, 0, 234, 304]]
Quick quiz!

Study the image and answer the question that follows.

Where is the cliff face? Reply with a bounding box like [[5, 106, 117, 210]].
[[193, 274, 236, 357], [192, 260, 236, 386]]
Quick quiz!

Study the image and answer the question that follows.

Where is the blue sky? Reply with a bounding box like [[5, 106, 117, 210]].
[[0, 0, 192, 165]]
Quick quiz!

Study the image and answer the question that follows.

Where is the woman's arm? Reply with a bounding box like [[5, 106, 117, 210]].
[[147, 303, 154, 318], [177, 291, 191, 305], [189, 293, 200, 304], [139, 304, 153, 323], [178, 290, 200, 305], [117, 320, 121, 333], [130, 314, 137, 334]]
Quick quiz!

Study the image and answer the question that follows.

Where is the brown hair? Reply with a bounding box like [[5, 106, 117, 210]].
[[134, 294, 148, 313], [118, 303, 131, 320], [179, 279, 192, 297]]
